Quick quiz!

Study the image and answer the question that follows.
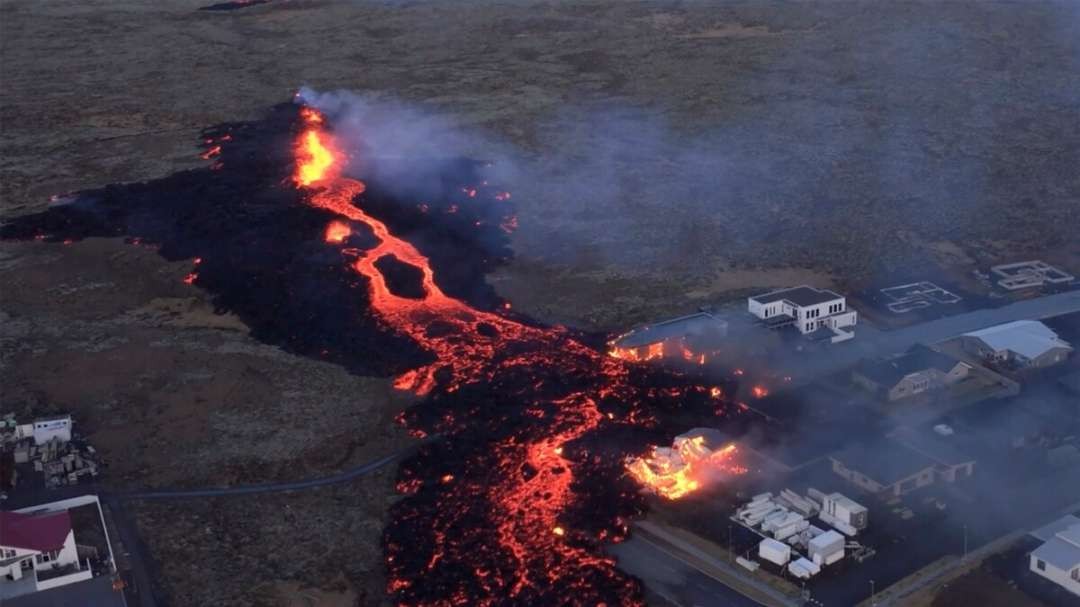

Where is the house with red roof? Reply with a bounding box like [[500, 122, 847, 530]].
[[1, 509, 92, 598]]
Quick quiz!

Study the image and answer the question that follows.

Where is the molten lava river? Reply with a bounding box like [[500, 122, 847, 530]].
[[290, 108, 748, 606], [2, 103, 752, 606]]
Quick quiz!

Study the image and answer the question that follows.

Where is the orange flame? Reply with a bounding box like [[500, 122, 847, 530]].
[[608, 341, 664, 362], [626, 435, 746, 500]]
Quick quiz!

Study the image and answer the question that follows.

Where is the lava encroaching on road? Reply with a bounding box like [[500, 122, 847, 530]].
[[1, 101, 752, 606], [292, 106, 749, 605]]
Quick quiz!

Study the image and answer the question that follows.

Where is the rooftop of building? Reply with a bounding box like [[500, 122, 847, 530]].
[[613, 312, 727, 349], [1031, 514, 1080, 542], [854, 344, 964, 387], [829, 439, 939, 486], [891, 427, 977, 466], [1031, 526, 1080, 570], [963, 320, 1073, 360], [750, 285, 844, 308], [0, 510, 71, 553]]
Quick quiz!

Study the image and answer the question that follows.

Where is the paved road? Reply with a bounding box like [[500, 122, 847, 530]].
[[105, 496, 160, 607], [775, 289, 1080, 385], [611, 536, 764, 607], [627, 521, 803, 607], [116, 449, 409, 500], [872, 495, 1080, 607], [3, 442, 424, 607]]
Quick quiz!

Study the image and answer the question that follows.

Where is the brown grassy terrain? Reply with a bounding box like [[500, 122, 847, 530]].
[[2, 1, 1079, 605]]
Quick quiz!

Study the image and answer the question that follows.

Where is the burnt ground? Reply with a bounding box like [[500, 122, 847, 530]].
[[2, 1, 1080, 606]]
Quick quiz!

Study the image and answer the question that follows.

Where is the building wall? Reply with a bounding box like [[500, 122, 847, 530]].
[[1, 545, 40, 580], [830, 459, 884, 493], [937, 462, 975, 483], [29, 531, 78, 572], [35, 565, 93, 592], [889, 468, 936, 496], [1031, 346, 1072, 368], [887, 370, 939, 401], [827, 309, 857, 329], [749, 296, 846, 325], [946, 363, 971, 382], [831, 458, 939, 496], [960, 336, 1006, 362], [32, 418, 72, 445], [1029, 555, 1080, 596], [749, 299, 790, 320]]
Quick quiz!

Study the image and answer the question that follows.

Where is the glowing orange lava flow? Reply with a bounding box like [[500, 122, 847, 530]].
[[625, 433, 746, 500], [294, 107, 640, 602], [324, 220, 351, 243]]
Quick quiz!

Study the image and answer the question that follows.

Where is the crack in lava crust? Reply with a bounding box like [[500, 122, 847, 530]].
[[292, 108, 742, 606]]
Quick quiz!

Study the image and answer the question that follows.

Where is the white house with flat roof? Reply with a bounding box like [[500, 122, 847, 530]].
[[748, 286, 857, 342], [1029, 515, 1080, 596]]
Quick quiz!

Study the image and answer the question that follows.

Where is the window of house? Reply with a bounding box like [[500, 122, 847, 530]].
[[1036, 559, 1046, 571]]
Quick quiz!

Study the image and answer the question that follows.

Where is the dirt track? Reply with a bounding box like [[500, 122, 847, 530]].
[[2, 1, 1079, 605]]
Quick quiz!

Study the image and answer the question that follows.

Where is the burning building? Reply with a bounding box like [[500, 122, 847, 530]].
[[608, 312, 727, 364], [625, 428, 746, 500]]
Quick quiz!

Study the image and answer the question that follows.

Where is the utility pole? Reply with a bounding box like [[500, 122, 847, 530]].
[[870, 579, 876, 606], [963, 524, 968, 562], [728, 525, 733, 562]]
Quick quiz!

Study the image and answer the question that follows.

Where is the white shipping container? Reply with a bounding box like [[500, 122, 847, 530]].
[[758, 538, 791, 566], [774, 512, 804, 530], [820, 511, 858, 537], [793, 557, 820, 576], [736, 557, 760, 572], [774, 519, 809, 541], [808, 530, 845, 560], [745, 506, 785, 527], [762, 510, 792, 532]]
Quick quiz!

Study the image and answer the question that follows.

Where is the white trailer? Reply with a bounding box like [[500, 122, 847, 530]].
[[820, 492, 868, 533]]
